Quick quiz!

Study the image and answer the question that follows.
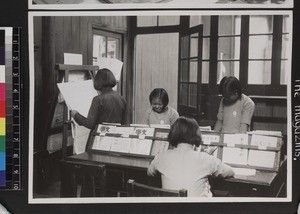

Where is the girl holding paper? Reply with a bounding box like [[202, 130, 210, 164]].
[[70, 68, 127, 129]]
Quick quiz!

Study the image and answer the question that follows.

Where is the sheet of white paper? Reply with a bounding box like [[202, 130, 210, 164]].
[[222, 147, 248, 165], [57, 80, 98, 117], [223, 134, 248, 146], [94, 57, 123, 82], [129, 139, 152, 155], [72, 122, 90, 155], [232, 167, 256, 176], [201, 134, 220, 145], [96, 136, 114, 151], [64, 53, 83, 65], [248, 150, 276, 168], [249, 130, 282, 137], [110, 138, 131, 153], [151, 140, 169, 156], [250, 134, 278, 148]]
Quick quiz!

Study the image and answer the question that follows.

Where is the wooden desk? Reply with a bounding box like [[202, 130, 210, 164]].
[[61, 151, 286, 197], [211, 160, 287, 197]]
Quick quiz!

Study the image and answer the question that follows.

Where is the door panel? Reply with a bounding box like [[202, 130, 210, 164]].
[[178, 25, 203, 122]]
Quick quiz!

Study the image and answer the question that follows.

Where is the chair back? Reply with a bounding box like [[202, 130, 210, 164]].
[[127, 179, 187, 197], [60, 160, 106, 197]]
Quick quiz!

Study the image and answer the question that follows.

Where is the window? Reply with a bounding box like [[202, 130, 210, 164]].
[[92, 28, 123, 91]]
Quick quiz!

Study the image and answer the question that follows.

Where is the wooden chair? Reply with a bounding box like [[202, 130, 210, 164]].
[[127, 179, 187, 197], [60, 160, 106, 197]]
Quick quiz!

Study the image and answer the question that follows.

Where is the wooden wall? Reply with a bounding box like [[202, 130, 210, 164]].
[[134, 33, 179, 124], [34, 16, 129, 150]]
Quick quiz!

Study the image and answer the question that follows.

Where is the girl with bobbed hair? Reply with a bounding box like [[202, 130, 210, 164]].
[[144, 88, 179, 126], [148, 116, 234, 197], [71, 68, 127, 130]]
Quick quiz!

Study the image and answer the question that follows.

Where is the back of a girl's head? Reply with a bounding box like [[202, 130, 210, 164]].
[[94, 68, 116, 90], [149, 88, 169, 108], [219, 76, 242, 98], [168, 116, 201, 147]]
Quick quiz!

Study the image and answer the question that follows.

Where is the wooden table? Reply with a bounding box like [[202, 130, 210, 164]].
[[60, 151, 286, 197]]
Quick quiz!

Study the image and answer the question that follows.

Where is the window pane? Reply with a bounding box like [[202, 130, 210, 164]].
[[203, 38, 210, 60], [282, 15, 290, 33], [93, 35, 106, 59], [190, 16, 210, 36], [248, 61, 271, 85], [219, 16, 241, 36], [158, 16, 180, 26], [189, 84, 197, 108], [280, 60, 288, 85], [181, 35, 189, 58], [281, 34, 290, 59], [190, 33, 198, 58], [190, 60, 197, 83], [249, 35, 273, 59], [137, 16, 157, 27], [202, 62, 209, 84], [107, 37, 120, 58], [249, 16, 273, 34], [218, 37, 240, 60], [180, 60, 189, 81], [217, 61, 239, 84], [179, 84, 188, 105]]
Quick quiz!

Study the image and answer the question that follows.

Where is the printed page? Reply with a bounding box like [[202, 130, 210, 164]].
[[222, 147, 248, 165], [223, 134, 248, 146], [151, 140, 169, 156], [248, 150, 276, 168], [129, 139, 152, 155], [110, 137, 131, 153], [250, 135, 279, 148]]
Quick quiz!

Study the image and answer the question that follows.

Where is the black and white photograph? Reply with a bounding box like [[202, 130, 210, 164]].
[[29, 0, 294, 10], [28, 10, 292, 204]]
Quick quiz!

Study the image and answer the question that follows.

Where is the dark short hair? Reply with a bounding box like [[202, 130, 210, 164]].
[[93, 68, 116, 91], [219, 76, 243, 98], [149, 88, 169, 108], [168, 117, 201, 147]]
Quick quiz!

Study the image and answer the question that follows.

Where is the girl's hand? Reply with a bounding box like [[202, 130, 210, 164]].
[[70, 110, 78, 118]]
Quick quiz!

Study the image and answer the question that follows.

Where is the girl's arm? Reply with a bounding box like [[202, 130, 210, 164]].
[[72, 97, 100, 129]]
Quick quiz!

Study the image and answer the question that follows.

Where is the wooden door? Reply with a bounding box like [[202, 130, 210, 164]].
[[177, 24, 203, 122]]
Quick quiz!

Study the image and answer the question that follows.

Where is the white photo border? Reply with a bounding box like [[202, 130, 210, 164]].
[[28, 0, 294, 10], [28, 10, 293, 204]]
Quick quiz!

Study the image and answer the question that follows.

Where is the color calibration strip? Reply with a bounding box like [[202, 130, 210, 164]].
[[0, 27, 22, 190], [0, 30, 5, 187]]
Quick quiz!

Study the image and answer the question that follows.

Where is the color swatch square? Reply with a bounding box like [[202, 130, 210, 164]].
[[0, 136, 4, 152], [0, 65, 4, 82], [0, 100, 5, 117], [0, 152, 5, 170], [0, 170, 4, 186], [0, 118, 5, 135], [0, 83, 5, 100]]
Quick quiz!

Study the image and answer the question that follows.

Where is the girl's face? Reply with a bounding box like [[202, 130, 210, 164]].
[[151, 97, 164, 113], [222, 90, 239, 106]]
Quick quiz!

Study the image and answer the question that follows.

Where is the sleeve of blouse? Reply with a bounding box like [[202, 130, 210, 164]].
[[209, 155, 235, 178], [216, 100, 224, 121], [74, 96, 101, 129], [240, 96, 255, 125], [147, 155, 159, 176], [170, 108, 179, 125]]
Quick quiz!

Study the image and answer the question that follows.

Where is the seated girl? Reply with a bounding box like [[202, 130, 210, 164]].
[[147, 117, 234, 197], [144, 88, 179, 126]]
